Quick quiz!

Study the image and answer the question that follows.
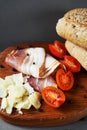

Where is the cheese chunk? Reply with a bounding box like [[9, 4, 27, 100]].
[[0, 73, 41, 114], [0, 78, 8, 98]]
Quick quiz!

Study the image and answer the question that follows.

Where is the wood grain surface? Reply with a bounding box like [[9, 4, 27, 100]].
[[0, 42, 87, 127]]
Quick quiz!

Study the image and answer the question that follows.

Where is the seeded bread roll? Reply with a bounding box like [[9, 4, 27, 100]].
[[56, 8, 87, 49], [65, 41, 87, 70]]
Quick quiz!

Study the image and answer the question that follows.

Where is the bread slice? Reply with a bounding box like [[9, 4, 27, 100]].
[[56, 8, 87, 49], [65, 40, 87, 70]]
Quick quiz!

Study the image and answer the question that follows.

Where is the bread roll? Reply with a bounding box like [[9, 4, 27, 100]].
[[65, 41, 87, 70], [56, 8, 87, 49]]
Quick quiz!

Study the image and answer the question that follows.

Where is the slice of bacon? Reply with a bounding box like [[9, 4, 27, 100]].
[[28, 76, 57, 92]]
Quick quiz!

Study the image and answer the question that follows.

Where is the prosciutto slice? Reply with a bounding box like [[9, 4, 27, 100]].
[[28, 76, 57, 92], [5, 47, 60, 78]]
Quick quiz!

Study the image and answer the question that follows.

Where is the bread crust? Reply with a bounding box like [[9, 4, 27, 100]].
[[56, 8, 87, 49], [65, 41, 87, 70]]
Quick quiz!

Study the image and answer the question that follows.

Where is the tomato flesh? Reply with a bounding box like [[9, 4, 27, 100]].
[[42, 86, 65, 108], [48, 40, 67, 58], [56, 69, 74, 91], [62, 55, 81, 72]]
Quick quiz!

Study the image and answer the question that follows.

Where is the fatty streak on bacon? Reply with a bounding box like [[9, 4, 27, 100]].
[[5, 47, 60, 78], [28, 76, 57, 92]]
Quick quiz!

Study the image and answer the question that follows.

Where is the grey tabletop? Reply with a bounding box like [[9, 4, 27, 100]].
[[0, 0, 87, 129], [0, 117, 87, 130]]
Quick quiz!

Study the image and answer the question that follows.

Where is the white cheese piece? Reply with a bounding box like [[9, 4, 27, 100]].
[[0, 88, 7, 98], [5, 96, 14, 114], [5, 73, 24, 86], [1, 97, 8, 109], [29, 92, 41, 109], [7, 85, 26, 98], [0, 78, 8, 98], [0, 73, 41, 114], [15, 96, 31, 111], [23, 82, 34, 95], [18, 110, 23, 114]]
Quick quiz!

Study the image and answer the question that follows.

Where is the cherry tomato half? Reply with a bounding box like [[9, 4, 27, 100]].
[[42, 86, 66, 108], [48, 40, 67, 58], [56, 69, 74, 91], [61, 55, 81, 73]]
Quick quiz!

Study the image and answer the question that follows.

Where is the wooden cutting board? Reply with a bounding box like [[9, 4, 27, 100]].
[[0, 42, 87, 127]]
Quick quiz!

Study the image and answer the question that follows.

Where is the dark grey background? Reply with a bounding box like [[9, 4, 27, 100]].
[[0, 0, 87, 130], [0, 0, 87, 51]]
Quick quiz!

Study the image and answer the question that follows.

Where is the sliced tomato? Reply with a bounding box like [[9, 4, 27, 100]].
[[56, 69, 74, 91], [42, 86, 65, 108], [48, 40, 67, 58], [62, 55, 81, 72]]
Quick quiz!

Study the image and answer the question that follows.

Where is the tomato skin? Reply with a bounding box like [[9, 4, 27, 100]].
[[62, 55, 81, 72], [56, 69, 74, 91], [48, 40, 67, 58], [42, 86, 66, 108]]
